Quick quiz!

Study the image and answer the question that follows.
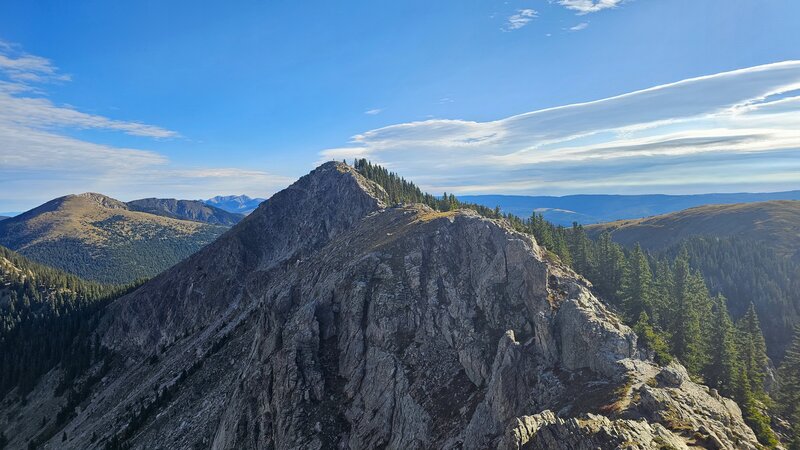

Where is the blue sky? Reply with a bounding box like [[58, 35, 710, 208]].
[[1, 0, 799, 211]]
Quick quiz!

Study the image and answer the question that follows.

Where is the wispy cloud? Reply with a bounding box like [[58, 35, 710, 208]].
[[365, 108, 383, 115], [557, 0, 624, 14], [570, 22, 589, 31], [0, 39, 290, 211], [504, 9, 538, 31], [321, 61, 800, 195], [0, 40, 71, 83]]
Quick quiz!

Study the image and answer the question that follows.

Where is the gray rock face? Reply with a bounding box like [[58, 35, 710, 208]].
[[500, 410, 688, 450], [0, 162, 761, 449]]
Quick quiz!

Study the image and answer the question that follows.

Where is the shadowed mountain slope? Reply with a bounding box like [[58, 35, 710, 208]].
[[126, 198, 244, 226]]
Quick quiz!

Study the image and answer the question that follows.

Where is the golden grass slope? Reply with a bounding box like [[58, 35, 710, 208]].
[[0, 193, 229, 283]]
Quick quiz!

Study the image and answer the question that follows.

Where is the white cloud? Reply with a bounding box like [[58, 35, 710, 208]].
[[504, 9, 538, 31], [0, 40, 292, 211], [0, 93, 179, 138], [365, 108, 383, 115], [321, 61, 800, 195], [0, 39, 70, 83], [557, 0, 624, 14], [570, 22, 589, 31]]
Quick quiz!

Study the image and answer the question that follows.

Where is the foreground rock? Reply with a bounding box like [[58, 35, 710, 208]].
[[0, 163, 760, 449]]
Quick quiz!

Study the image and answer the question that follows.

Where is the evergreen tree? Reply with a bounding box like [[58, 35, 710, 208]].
[[737, 365, 779, 448], [704, 296, 739, 396], [633, 312, 672, 365], [668, 252, 707, 375], [622, 243, 653, 321], [737, 303, 769, 395], [594, 232, 627, 305], [778, 326, 800, 449], [649, 259, 673, 329], [568, 222, 592, 276]]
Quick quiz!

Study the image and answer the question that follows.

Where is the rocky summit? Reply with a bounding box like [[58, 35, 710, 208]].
[[1, 162, 760, 449]]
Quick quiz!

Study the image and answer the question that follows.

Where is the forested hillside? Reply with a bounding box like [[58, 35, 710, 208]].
[[0, 245, 138, 398], [353, 159, 796, 446], [585, 202, 800, 362], [0, 193, 229, 284]]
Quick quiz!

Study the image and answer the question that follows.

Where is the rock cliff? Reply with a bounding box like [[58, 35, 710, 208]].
[[0, 162, 760, 449]]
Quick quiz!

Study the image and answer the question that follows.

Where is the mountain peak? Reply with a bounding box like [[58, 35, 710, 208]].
[[204, 194, 267, 214], [74, 192, 129, 210]]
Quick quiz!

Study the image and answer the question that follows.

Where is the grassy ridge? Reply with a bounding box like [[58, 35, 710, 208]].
[[0, 193, 229, 284]]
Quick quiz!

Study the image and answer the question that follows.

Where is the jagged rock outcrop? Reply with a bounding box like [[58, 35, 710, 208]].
[[0, 162, 761, 449]]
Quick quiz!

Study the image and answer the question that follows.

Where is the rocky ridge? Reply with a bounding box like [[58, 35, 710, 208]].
[[0, 162, 760, 449]]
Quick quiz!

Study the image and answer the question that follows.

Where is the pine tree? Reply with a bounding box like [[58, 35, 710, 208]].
[[668, 252, 707, 375], [622, 244, 653, 321], [737, 365, 779, 447], [778, 326, 800, 449], [633, 312, 672, 365], [737, 303, 769, 396], [594, 232, 627, 305], [649, 259, 672, 329], [552, 230, 572, 266], [704, 296, 739, 396], [568, 222, 592, 276]]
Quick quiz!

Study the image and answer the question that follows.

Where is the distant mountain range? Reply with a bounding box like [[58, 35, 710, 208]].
[[459, 190, 800, 226], [127, 198, 243, 226], [0, 193, 230, 284], [203, 194, 266, 215]]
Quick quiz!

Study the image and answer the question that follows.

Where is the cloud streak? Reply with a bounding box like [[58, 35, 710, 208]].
[[0, 40, 290, 211], [504, 9, 537, 31], [570, 22, 589, 31], [321, 61, 800, 195], [557, 0, 624, 14], [0, 40, 71, 83]]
